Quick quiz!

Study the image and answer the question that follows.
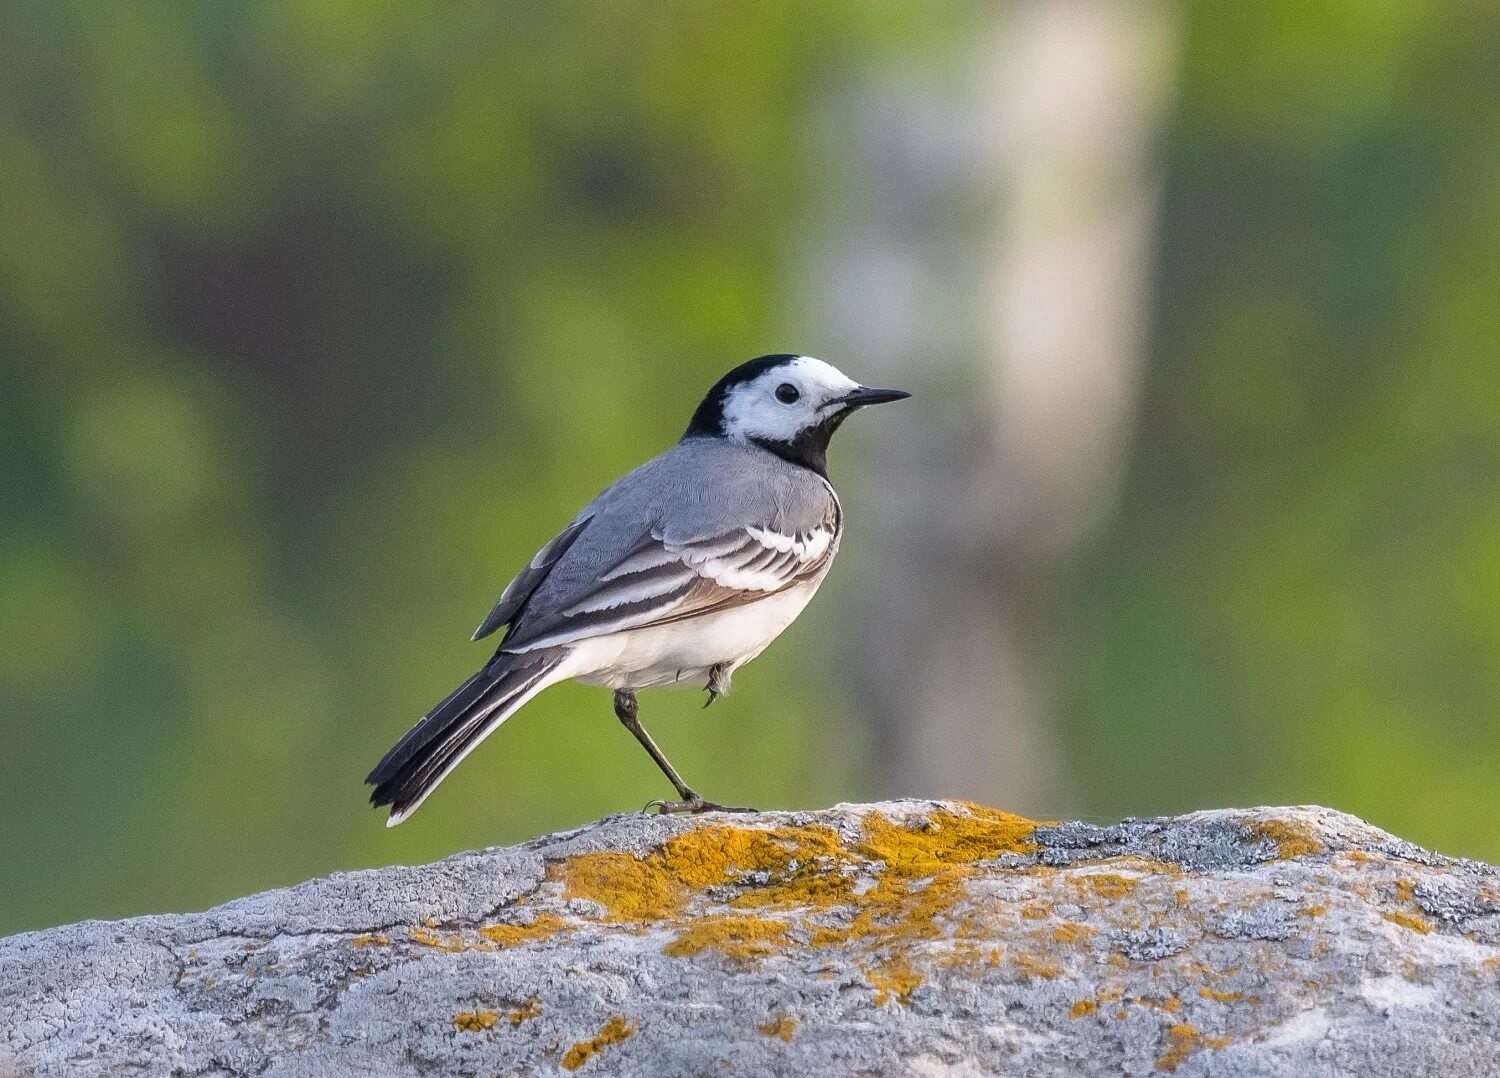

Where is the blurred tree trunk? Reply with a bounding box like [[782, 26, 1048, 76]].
[[826, 2, 1175, 814]]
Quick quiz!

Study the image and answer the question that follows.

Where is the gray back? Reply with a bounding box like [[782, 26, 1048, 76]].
[[513, 438, 837, 634]]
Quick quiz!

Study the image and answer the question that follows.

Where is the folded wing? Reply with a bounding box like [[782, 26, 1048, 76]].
[[498, 521, 836, 653]]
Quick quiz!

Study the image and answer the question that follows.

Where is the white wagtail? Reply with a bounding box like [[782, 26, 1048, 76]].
[[367, 354, 909, 824]]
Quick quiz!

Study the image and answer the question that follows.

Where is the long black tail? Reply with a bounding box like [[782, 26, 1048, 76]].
[[367, 651, 562, 825]]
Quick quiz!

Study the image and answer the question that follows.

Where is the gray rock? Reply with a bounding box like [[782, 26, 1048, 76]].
[[2, 802, 1497, 1077], [1110, 926, 1189, 961]]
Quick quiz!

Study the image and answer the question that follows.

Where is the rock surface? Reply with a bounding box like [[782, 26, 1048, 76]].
[[2, 802, 1498, 1077]]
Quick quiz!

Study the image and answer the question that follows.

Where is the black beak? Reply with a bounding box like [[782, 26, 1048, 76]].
[[835, 386, 912, 409]]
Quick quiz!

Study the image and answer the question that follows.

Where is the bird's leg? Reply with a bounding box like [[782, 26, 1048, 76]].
[[611, 689, 756, 815], [613, 689, 696, 802]]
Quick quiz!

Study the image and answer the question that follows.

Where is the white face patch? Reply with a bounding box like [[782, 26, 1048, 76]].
[[719, 357, 861, 444]]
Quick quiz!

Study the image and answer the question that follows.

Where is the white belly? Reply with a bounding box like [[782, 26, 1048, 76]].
[[561, 581, 822, 691]]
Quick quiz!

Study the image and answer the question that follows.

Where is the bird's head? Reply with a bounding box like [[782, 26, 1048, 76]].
[[683, 354, 909, 475]]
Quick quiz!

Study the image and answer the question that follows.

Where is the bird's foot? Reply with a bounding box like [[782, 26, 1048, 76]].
[[702, 663, 732, 708], [644, 796, 758, 815]]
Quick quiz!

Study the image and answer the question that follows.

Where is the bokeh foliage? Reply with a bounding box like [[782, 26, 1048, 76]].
[[1065, 0, 1500, 859], [2, 1, 1497, 935]]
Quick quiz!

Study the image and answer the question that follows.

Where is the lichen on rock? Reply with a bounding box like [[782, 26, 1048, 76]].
[[561, 1015, 636, 1071], [1, 801, 1497, 1077]]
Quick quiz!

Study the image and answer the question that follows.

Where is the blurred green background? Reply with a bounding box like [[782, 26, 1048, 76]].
[[3, 2, 1498, 936]]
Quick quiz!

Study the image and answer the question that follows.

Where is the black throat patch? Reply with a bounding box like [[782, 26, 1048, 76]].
[[747, 409, 851, 478]]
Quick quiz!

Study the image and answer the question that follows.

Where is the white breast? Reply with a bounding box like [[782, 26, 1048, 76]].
[[561, 581, 824, 691]]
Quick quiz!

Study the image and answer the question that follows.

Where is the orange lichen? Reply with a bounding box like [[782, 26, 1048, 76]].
[[1198, 987, 1242, 1003], [1052, 922, 1094, 945], [478, 913, 570, 947], [1077, 873, 1138, 899], [807, 868, 973, 954], [660, 824, 846, 889], [408, 927, 467, 952], [1070, 999, 1097, 1018], [1253, 819, 1324, 860], [662, 915, 790, 961], [723, 829, 856, 910], [953, 912, 983, 936], [554, 851, 689, 922], [1021, 903, 1051, 920], [553, 823, 854, 923], [350, 934, 387, 948], [1158, 997, 1182, 1014], [1155, 1024, 1200, 1072], [1300, 904, 1328, 918], [509, 998, 542, 1025], [868, 955, 923, 1005], [452, 1011, 498, 1033], [1012, 953, 1061, 980], [561, 1016, 636, 1071], [1382, 910, 1434, 934], [548, 806, 1039, 963], [932, 941, 996, 971], [856, 805, 1039, 877], [533, 806, 1053, 1023], [758, 1015, 798, 1041]]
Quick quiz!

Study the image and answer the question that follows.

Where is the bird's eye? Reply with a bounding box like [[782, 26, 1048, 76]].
[[775, 383, 801, 404]]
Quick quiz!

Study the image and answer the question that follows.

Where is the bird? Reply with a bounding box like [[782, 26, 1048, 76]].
[[366, 354, 909, 825]]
